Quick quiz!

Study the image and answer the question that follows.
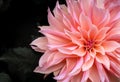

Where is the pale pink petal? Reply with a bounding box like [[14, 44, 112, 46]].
[[55, 58, 77, 80], [81, 71, 89, 82], [54, 66, 67, 80], [92, 5, 110, 27], [30, 37, 48, 52], [71, 72, 83, 82], [58, 47, 72, 55], [96, 0, 105, 9], [34, 62, 65, 74], [102, 41, 120, 52], [109, 6, 120, 23], [48, 8, 68, 31], [107, 34, 120, 43], [80, 0, 94, 16]]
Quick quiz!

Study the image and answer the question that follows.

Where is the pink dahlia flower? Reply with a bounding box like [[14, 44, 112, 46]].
[[31, 0, 120, 82]]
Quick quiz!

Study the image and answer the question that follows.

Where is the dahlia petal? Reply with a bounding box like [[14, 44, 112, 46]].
[[30, 37, 47, 52], [108, 55, 120, 78], [102, 41, 120, 52], [92, 5, 110, 27], [72, 47, 86, 56], [89, 64, 100, 82], [54, 66, 67, 80], [110, 62, 120, 78], [71, 72, 83, 82], [106, 28, 120, 39], [107, 34, 120, 43], [107, 71, 120, 82], [53, 1, 63, 20], [65, 30, 85, 47], [95, 46, 105, 55], [109, 6, 120, 22], [96, 62, 109, 82], [96, 53, 110, 69], [79, 13, 92, 31], [42, 30, 69, 46], [82, 57, 94, 71], [69, 57, 83, 75], [34, 62, 64, 74], [81, 71, 89, 82], [95, 27, 109, 41], [90, 49, 96, 58], [89, 25, 98, 40], [55, 58, 77, 80], [48, 8, 67, 31], [96, 0, 104, 9], [58, 47, 72, 54], [80, 0, 94, 16]]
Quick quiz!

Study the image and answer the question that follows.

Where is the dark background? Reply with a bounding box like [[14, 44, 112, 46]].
[[0, 0, 65, 82]]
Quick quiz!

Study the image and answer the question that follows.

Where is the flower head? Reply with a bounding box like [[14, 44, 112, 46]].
[[31, 0, 120, 82]]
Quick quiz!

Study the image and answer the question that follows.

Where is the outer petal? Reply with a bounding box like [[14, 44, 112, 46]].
[[102, 41, 120, 52], [96, 53, 110, 69], [69, 57, 83, 75], [82, 57, 94, 71], [72, 47, 86, 56], [30, 37, 48, 52], [89, 64, 100, 82], [96, 62, 109, 82], [34, 62, 65, 74], [92, 5, 110, 27]]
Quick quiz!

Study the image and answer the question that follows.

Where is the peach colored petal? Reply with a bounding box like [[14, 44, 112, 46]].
[[95, 27, 109, 41], [95, 46, 105, 55], [102, 41, 120, 52], [89, 64, 100, 82], [72, 47, 86, 56], [90, 49, 96, 58], [79, 13, 92, 31], [82, 57, 94, 71], [96, 62, 109, 82], [96, 53, 110, 69], [30, 37, 48, 52], [88, 25, 98, 40]]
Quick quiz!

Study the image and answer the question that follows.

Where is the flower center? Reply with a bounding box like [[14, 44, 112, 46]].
[[85, 40, 95, 51]]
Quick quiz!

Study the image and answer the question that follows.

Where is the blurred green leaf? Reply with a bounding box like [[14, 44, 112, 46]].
[[0, 47, 40, 82], [0, 72, 12, 82]]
